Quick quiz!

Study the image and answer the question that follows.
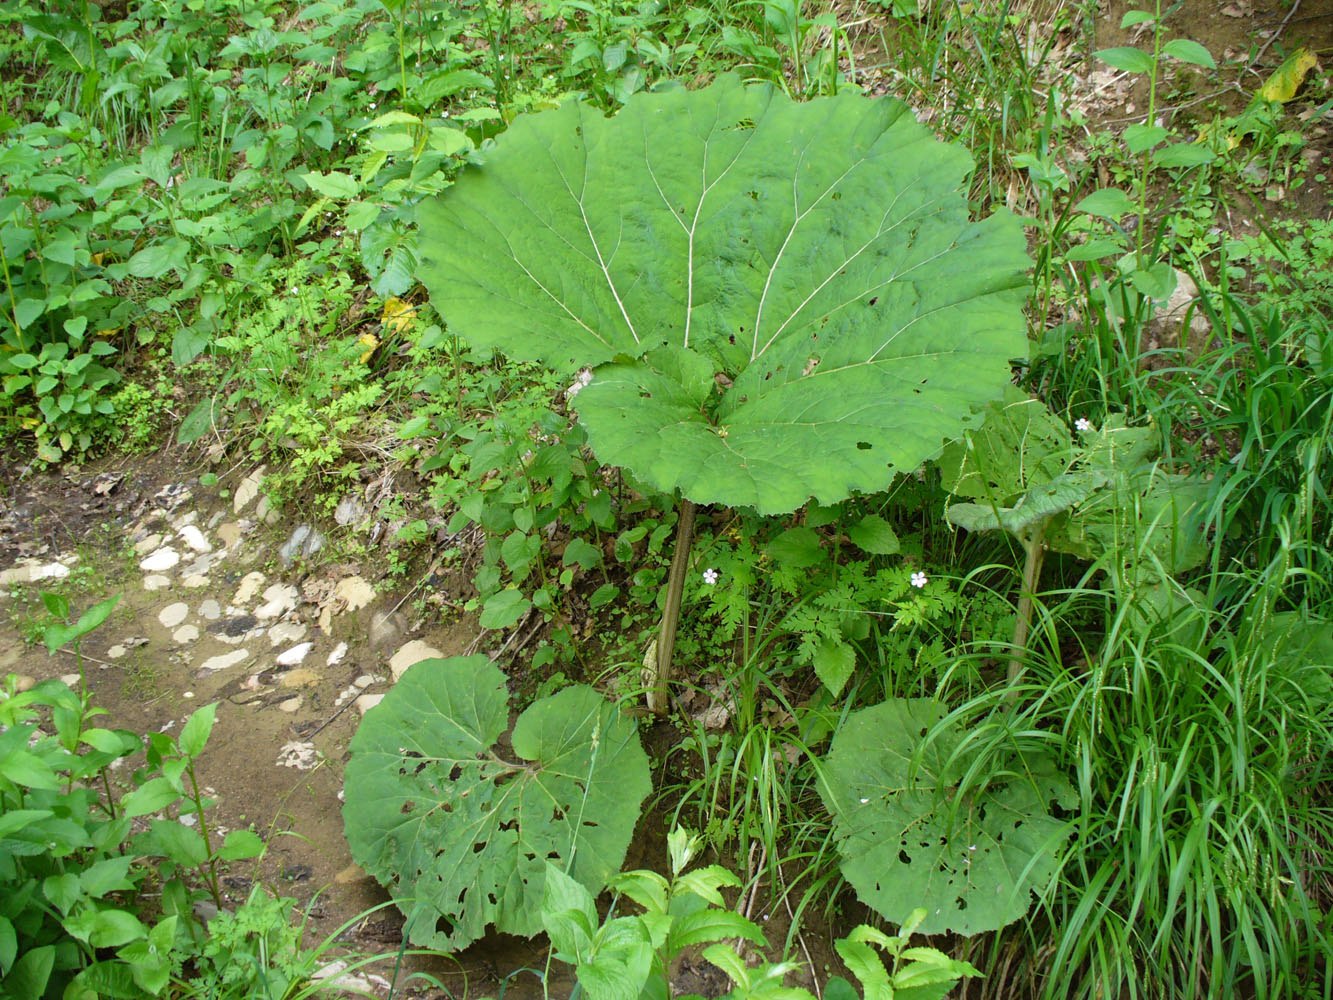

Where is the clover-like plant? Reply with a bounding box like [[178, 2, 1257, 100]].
[[418, 75, 1030, 706]]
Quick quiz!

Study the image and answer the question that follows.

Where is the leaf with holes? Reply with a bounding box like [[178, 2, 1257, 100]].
[[342, 656, 651, 951], [819, 698, 1073, 936], [417, 75, 1029, 515]]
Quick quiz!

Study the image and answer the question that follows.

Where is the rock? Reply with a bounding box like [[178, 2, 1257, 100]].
[[256, 495, 280, 525], [59, 673, 80, 687], [353, 674, 374, 689], [139, 547, 180, 573], [334, 495, 367, 526], [134, 534, 164, 555], [0, 560, 72, 585], [233, 572, 266, 605], [233, 467, 265, 514], [143, 575, 171, 591], [182, 574, 210, 589], [334, 575, 375, 612], [276, 741, 319, 770], [355, 693, 385, 715], [267, 621, 307, 647], [326, 642, 348, 666], [106, 645, 127, 659], [199, 649, 251, 674], [334, 863, 371, 885], [279, 668, 320, 689], [198, 599, 222, 621], [215, 522, 244, 549], [254, 583, 299, 621], [276, 642, 313, 666], [178, 522, 211, 551], [181, 553, 216, 577], [279, 696, 303, 712], [173, 625, 200, 644], [368, 610, 406, 653], [158, 602, 189, 629], [13, 674, 36, 692], [278, 525, 326, 568], [389, 639, 443, 681]]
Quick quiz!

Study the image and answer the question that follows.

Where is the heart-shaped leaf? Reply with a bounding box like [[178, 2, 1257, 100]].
[[820, 697, 1072, 936], [418, 76, 1029, 514], [343, 656, 650, 950]]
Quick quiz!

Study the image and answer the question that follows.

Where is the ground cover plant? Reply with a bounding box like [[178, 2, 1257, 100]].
[[2, 1, 1331, 998]]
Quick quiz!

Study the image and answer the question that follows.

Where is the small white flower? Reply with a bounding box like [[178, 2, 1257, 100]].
[[702, 568, 719, 586], [859, 797, 870, 804], [910, 571, 928, 589], [1075, 417, 1093, 433]]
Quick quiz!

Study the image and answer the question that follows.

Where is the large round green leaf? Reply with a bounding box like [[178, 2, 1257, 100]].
[[819, 698, 1072, 937], [343, 656, 650, 950], [418, 76, 1030, 514]]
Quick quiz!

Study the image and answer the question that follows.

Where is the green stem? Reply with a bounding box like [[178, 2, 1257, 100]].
[[1008, 522, 1047, 690], [652, 498, 697, 715], [187, 761, 223, 908], [1135, 0, 1164, 262]]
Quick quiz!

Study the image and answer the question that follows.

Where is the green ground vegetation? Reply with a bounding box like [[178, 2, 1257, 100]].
[[2, 1, 1331, 998]]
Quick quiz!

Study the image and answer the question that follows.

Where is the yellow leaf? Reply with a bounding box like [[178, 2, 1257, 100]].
[[97, 327, 119, 338], [1257, 48, 1318, 104], [358, 333, 380, 364], [381, 297, 417, 334]]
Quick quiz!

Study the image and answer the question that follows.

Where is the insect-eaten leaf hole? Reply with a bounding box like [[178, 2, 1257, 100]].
[[857, 442, 872, 451]]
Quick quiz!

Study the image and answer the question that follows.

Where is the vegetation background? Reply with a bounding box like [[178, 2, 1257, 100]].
[[1, 0, 1330, 998]]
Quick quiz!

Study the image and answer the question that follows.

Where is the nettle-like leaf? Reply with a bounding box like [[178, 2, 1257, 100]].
[[820, 698, 1073, 937], [343, 657, 650, 951], [418, 75, 1030, 515]]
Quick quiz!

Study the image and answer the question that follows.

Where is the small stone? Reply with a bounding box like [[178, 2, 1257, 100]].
[[134, 534, 164, 555], [59, 673, 80, 687], [335, 495, 367, 526], [182, 574, 210, 589], [353, 674, 374, 689], [334, 863, 371, 885], [0, 564, 31, 586], [199, 649, 251, 674], [280, 668, 320, 689], [355, 693, 385, 715], [277, 741, 319, 770], [233, 572, 266, 605], [181, 553, 216, 577], [389, 639, 443, 681], [278, 524, 326, 568], [106, 645, 127, 659], [215, 522, 244, 549], [13, 674, 36, 692], [158, 602, 189, 629], [268, 622, 308, 646], [233, 467, 265, 513], [143, 575, 171, 591], [326, 642, 348, 666], [279, 696, 303, 712], [173, 625, 200, 644], [139, 547, 180, 572], [198, 599, 222, 621], [368, 610, 406, 652], [334, 575, 376, 613], [183, 691, 194, 698], [276, 642, 313, 666], [172, 511, 198, 529], [255, 583, 299, 621]]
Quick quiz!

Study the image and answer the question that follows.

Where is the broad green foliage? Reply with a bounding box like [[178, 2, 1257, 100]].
[[942, 398, 1210, 575], [343, 656, 650, 951], [820, 698, 1072, 936], [418, 75, 1030, 514]]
